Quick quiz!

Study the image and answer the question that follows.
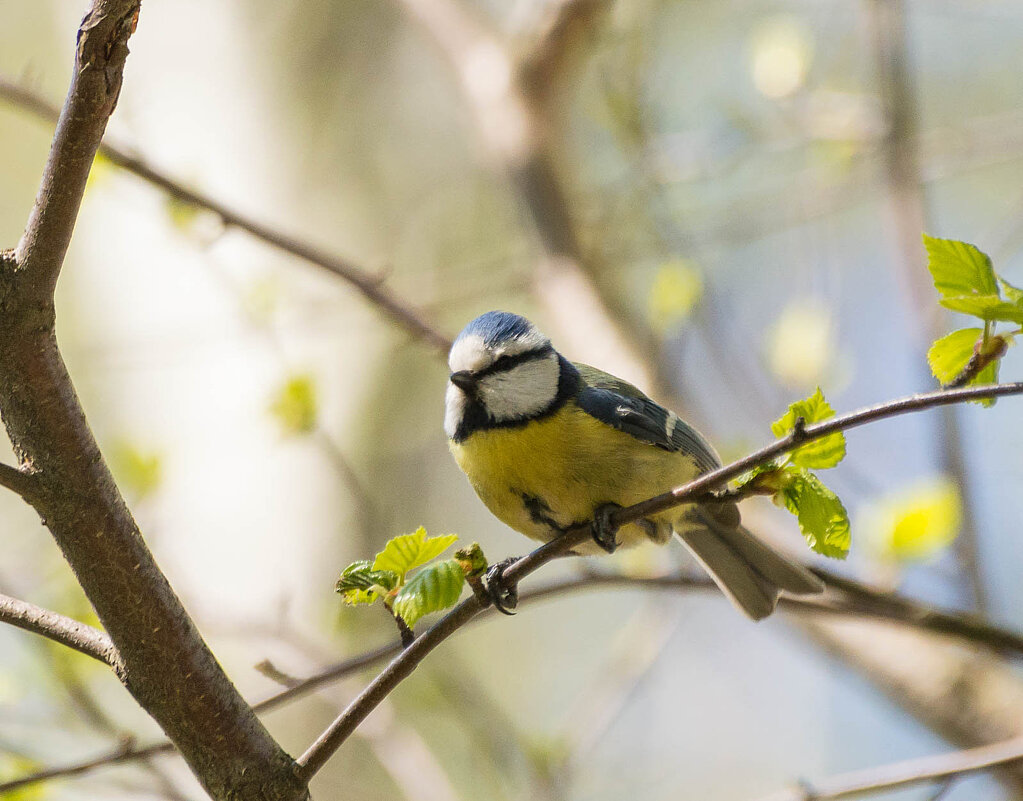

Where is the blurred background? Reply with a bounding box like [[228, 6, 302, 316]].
[[2, 0, 1023, 799]]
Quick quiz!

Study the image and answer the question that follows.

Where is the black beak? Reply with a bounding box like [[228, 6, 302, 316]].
[[449, 371, 477, 393]]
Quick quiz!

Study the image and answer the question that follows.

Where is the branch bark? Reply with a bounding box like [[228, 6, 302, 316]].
[[0, 5, 305, 799], [0, 461, 43, 505], [12, 550, 1023, 794], [0, 592, 120, 667], [294, 381, 1023, 780]]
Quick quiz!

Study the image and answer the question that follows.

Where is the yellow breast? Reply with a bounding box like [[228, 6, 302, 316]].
[[449, 402, 702, 552]]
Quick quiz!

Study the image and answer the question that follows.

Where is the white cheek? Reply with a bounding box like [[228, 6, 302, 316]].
[[444, 383, 467, 439], [478, 355, 560, 422]]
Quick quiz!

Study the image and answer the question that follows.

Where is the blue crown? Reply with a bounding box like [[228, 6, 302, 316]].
[[456, 311, 536, 346]]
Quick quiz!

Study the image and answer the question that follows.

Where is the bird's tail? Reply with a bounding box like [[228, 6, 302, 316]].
[[673, 503, 824, 620]]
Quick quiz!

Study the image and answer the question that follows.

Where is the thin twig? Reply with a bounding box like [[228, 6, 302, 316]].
[[0, 592, 121, 669], [0, 76, 452, 354], [0, 462, 43, 506], [757, 734, 1023, 801], [11, 550, 1023, 794], [294, 381, 1023, 781]]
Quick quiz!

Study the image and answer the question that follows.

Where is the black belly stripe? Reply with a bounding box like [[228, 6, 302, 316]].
[[519, 492, 565, 531]]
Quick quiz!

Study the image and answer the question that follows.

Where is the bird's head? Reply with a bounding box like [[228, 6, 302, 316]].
[[444, 311, 571, 440]]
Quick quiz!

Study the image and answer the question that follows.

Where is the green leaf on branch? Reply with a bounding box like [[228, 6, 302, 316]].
[[775, 469, 851, 559], [1000, 275, 1023, 304], [922, 234, 998, 297], [335, 560, 399, 606], [939, 294, 1023, 324], [770, 387, 846, 469], [373, 527, 458, 578], [391, 559, 466, 628], [927, 328, 981, 384]]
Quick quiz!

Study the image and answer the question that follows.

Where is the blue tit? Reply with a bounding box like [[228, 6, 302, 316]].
[[445, 311, 823, 620]]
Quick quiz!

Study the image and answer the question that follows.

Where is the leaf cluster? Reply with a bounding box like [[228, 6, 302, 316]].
[[335, 527, 467, 630], [923, 235, 1021, 403], [737, 388, 851, 559]]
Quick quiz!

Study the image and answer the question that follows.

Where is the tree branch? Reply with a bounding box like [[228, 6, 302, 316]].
[[0, 461, 43, 506], [0, 592, 121, 667], [0, 75, 452, 354], [0, 5, 306, 799], [757, 735, 1023, 801], [12, 553, 1023, 794], [12, 4, 138, 302], [294, 380, 1023, 780]]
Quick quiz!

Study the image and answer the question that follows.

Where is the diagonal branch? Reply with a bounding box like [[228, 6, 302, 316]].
[[757, 734, 1023, 801], [12, 5, 138, 302], [294, 380, 1023, 780], [0, 592, 121, 667], [0, 76, 452, 354], [11, 556, 1023, 794]]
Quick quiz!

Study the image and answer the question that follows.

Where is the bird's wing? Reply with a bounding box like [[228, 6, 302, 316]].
[[574, 363, 721, 472]]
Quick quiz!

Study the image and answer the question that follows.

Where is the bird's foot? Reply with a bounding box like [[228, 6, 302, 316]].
[[591, 503, 622, 554], [482, 557, 519, 615]]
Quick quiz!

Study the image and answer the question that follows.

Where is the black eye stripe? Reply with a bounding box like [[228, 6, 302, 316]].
[[474, 344, 553, 379]]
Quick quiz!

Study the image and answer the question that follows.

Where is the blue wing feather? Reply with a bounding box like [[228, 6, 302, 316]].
[[574, 364, 721, 473]]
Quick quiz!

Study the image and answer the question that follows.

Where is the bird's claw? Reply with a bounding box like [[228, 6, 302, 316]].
[[591, 503, 621, 554], [483, 558, 519, 615]]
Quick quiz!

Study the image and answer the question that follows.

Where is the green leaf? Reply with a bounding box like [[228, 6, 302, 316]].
[[454, 542, 488, 579], [776, 469, 851, 559], [922, 235, 998, 298], [270, 373, 318, 435], [335, 560, 399, 606], [972, 357, 1001, 408], [373, 527, 458, 578], [927, 328, 982, 384], [939, 294, 1023, 324], [865, 478, 961, 561], [391, 559, 465, 628], [999, 275, 1023, 304], [770, 387, 846, 469]]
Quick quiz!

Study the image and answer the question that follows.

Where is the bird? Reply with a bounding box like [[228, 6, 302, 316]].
[[444, 310, 824, 620]]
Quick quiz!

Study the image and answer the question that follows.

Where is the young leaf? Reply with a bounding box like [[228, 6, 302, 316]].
[[939, 294, 1023, 324], [335, 560, 399, 606], [927, 328, 982, 384], [391, 559, 465, 628], [770, 387, 846, 469], [373, 527, 459, 577], [776, 469, 851, 559], [971, 358, 1001, 408], [270, 373, 318, 435], [865, 479, 961, 562], [922, 235, 998, 298], [999, 275, 1023, 304]]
